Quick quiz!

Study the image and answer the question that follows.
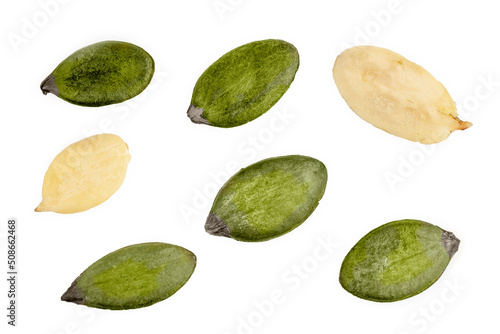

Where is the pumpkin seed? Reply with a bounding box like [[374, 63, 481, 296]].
[[333, 46, 471, 144], [188, 39, 299, 127], [205, 155, 327, 242], [61, 242, 196, 310], [339, 219, 460, 302], [41, 41, 154, 107], [35, 134, 130, 214]]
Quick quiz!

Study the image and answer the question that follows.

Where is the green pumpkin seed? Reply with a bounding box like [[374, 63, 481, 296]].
[[339, 219, 460, 302], [61, 242, 196, 310], [188, 39, 299, 127], [205, 155, 327, 242], [41, 41, 154, 107]]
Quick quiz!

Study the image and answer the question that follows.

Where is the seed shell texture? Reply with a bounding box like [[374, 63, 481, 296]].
[[188, 39, 299, 127], [205, 155, 327, 242], [35, 134, 131, 214], [61, 242, 196, 310], [41, 41, 154, 107], [333, 45, 471, 144], [339, 219, 460, 302]]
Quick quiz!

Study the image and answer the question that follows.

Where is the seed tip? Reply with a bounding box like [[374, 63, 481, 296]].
[[35, 201, 49, 212], [61, 281, 85, 305], [205, 213, 231, 238], [187, 104, 210, 125], [459, 120, 473, 130], [453, 116, 472, 131], [40, 74, 59, 96], [441, 230, 460, 258]]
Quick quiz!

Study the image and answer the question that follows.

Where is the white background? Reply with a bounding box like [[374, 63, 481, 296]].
[[1, 0, 499, 333]]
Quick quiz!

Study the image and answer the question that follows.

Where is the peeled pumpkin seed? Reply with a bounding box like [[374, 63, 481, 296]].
[[188, 39, 299, 127], [333, 46, 471, 144], [41, 41, 154, 107], [61, 242, 196, 310], [205, 155, 327, 242], [339, 219, 460, 302], [35, 134, 130, 214]]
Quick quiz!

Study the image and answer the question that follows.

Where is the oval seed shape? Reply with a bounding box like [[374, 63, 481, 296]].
[[339, 219, 460, 302], [188, 39, 299, 127], [41, 41, 154, 106], [35, 134, 130, 214], [205, 155, 327, 242], [61, 242, 196, 310], [333, 46, 471, 144]]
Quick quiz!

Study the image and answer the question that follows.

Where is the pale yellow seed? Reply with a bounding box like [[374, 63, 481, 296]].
[[35, 134, 131, 214], [333, 46, 471, 144]]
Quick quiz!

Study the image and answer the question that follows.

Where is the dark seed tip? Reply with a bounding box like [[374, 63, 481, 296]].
[[61, 280, 85, 305], [205, 213, 231, 238], [441, 230, 460, 258], [40, 74, 59, 96], [187, 104, 210, 125]]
